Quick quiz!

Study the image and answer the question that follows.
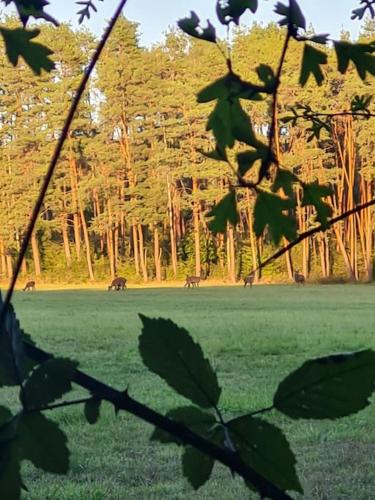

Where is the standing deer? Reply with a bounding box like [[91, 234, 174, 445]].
[[108, 277, 127, 291], [293, 270, 305, 286], [184, 276, 201, 288], [23, 280, 35, 291], [243, 273, 255, 288]]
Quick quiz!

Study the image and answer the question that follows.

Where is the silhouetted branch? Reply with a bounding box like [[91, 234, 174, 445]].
[[23, 341, 291, 500], [254, 198, 375, 274]]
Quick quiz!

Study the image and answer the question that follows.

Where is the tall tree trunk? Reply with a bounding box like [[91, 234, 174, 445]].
[[132, 220, 140, 276], [0, 240, 6, 278], [227, 224, 236, 283], [167, 176, 177, 278], [153, 225, 162, 282], [31, 232, 41, 277], [62, 215, 72, 268], [138, 224, 148, 282], [6, 253, 13, 279], [192, 177, 201, 277], [70, 155, 94, 280]]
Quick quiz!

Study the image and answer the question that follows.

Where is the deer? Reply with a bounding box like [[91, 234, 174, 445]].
[[184, 276, 201, 288], [23, 280, 35, 291], [293, 270, 305, 286], [108, 277, 127, 291], [243, 273, 255, 288]]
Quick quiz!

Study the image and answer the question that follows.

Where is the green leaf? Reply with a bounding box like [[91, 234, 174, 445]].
[[207, 99, 234, 150], [197, 73, 263, 104], [256, 64, 276, 89], [182, 446, 214, 490], [231, 98, 257, 146], [275, 0, 306, 31], [0, 27, 54, 74], [301, 181, 332, 228], [84, 399, 101, 425], [178, 12, 216, 43], [253, 190, 297, 244], [272, 168, 298, 198], [207, 190, 239, 233], [139, 316, 221, 408], [0, 436, 22, 500], [0, 295, 36, 387], [7, 0, 59, 26], [237, 144, 270, 177], [197, 146, 228, 163], [24, 358, 78, 409], [19, 412, 69, 474], [274, 350, 375, 419], [228, 415, 302, 493], [216, 0, 258, 25], [334, 41, 375, 80], [151, 406, 216, 445], [300, 44, 327, 86]]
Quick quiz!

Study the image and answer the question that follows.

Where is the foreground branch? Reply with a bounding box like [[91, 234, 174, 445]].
[[254, 198, 375, 274], [24, 341, 291, 500]]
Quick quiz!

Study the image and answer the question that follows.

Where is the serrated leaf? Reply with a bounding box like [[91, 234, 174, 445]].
[[0, 295, 36, 387], [228, 415, 302, 493], [197, 73, 263, 104], [300, 44, 327, 86], [207, 190, 239, 233], [301, 181, 332, 228], [253, 190, 297, 244], [275, 0, 306, 31], [256, 64, 276, 88], [178, 12, 216, 43], [0, 27, 54, 74], [231, 98, 257, 146], [0, 436, 22, 500], [182, 446, 214, 490], [151, 406, 216, 445], [197, 146, 228, 162], [216, 0, 258, 25], [84, 399, 101, 425], [274, 350, 375, 419], [24, 358, 77, 409], [309, 33, 329, 45], [139, 316, 221, 409], [207, 98, 234, 150], [19, 412, 69, 474], [334, 41, 375, 80], [272, 168, 298, 198]]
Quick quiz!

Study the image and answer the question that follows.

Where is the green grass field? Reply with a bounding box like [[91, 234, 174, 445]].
[[9, 285, 375, 499]]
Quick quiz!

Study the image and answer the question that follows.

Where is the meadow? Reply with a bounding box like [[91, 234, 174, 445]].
[[9, 285, 375, 499]]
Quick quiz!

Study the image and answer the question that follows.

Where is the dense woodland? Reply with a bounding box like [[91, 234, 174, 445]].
[[1, 15, 375, 284]]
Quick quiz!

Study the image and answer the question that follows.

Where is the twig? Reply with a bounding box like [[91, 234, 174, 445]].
[[253, 198, 375, 274], [0, 0, 129, 325], [23, 341, 291, 500]]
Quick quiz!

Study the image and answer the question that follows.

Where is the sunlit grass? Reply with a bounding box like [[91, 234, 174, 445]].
[[10, 285, 375, 499]]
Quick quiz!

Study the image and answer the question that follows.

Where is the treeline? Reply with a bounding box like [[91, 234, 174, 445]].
[[1, 16, 375, 283]]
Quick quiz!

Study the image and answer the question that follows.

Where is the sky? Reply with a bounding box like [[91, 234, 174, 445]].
[[4, 1, 367, 44], [46, 0, 364, 44]]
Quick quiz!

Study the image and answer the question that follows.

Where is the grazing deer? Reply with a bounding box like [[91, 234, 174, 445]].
[[243, 273, 255, 288], [184, 276, 201, 288], [293, 270, 305, 286], [23, 280, 35, 291], [108, 277, 127, 291]]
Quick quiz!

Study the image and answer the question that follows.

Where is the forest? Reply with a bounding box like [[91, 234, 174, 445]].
[[1, 15, 375, 284]]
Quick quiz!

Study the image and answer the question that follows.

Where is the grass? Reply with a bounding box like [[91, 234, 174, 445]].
[[7, 285, 375, 499]]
